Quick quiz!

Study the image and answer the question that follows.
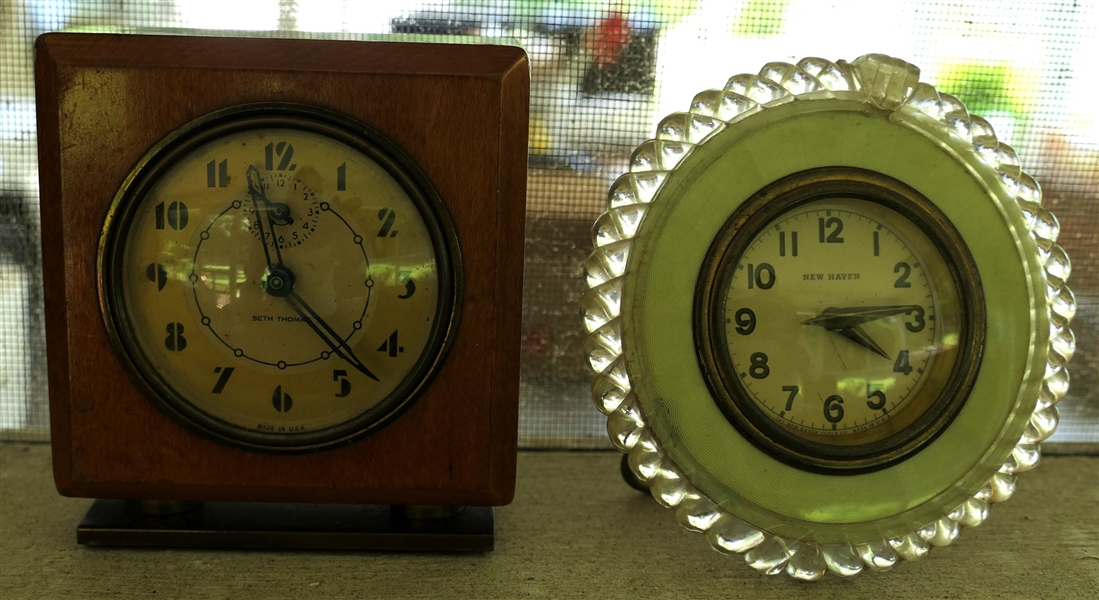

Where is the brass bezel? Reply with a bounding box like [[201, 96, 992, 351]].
[[694, 167, 985, 474], [98, 102, 463, 453]]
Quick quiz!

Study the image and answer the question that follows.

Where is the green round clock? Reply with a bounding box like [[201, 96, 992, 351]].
[[582, 54, 1075, 579]]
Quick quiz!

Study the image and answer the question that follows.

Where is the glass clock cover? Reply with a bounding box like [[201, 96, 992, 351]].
[[100, 104, 459, 451], [581, 55, 1075, 579]]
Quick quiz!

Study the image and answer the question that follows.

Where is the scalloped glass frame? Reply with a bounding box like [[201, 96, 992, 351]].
[[581, 54, 1076, 580]]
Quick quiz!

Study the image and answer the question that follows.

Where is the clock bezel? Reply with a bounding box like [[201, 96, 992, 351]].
[[98, 102, 463, 453], [694, 167, 986, 474]]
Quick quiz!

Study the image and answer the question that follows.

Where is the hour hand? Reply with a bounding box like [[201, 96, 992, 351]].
[[834, 325, 890, 359], [246, 166, 283, 268], [803, 305, 920, 330]]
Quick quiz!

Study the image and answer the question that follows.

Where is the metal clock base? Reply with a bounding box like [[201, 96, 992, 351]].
[[76, 500, 494, 552]]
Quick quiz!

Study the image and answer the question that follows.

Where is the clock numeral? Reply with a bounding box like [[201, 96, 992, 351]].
[[336, 162, 347, 191], [154, 201, 189, 230], [377, 208, 398, 237], [377, 329, 404, 357], [206, 158, 228, 187], [779, 231, 798, 256], [398, 279, 416, 300], [818, 217, 844, 243], [265, 142, 297, 171], [333, 369, 351, 398], [824, 395, 845, 423], [164, 323, 187, 352], [894, 262, 912, 288], [866, 384, 886, 410], [748, 352, 770, 379], [733, 308, 756, 335], [905, 306, 926, 332], [893, 350, 913, 375], [782, 385, 799, 411], [746, 263, 775, 290], [211, 366, 235, 394], [272, 385, 293, 412], [873, 231, 880, 257], [145, 262, 168, 291]]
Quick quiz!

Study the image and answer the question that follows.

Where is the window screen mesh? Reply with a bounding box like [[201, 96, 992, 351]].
[[1, 0, 1095, 449]]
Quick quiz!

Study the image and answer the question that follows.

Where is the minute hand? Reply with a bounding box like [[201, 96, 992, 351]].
[[286, 290, 380, 382], [802, 305, 922, 330]]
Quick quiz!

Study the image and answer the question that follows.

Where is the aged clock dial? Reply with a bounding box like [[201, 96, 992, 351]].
[[696, 168, 983, 472], [101, 105, 459, 451]]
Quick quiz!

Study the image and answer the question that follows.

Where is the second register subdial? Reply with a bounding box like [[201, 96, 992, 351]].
[[243, 172, 321, 249]]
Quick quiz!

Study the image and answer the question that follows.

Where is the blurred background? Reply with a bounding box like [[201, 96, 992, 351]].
[[1, 0, 1096, 449]]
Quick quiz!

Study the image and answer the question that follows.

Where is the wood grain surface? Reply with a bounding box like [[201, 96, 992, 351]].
[[1, 445, 1096, 599], [35, 33, 529, 505]]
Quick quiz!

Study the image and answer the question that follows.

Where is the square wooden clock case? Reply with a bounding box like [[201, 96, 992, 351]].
[[36, 33, 528, 544]]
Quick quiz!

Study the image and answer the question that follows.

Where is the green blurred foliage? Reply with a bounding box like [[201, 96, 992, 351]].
[[734, 0, 789, 36], [456, 0, 701, 25], [936, 62, 1031, 120]]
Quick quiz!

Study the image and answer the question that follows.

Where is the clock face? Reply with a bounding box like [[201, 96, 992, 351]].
[[101, 106, 459, 451], [696, 168, 984, 472]]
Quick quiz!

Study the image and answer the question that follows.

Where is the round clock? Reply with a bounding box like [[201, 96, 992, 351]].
[[99, 103, 461, 452], [694, 167, 984, 473], [582, 55, 1075, 579]]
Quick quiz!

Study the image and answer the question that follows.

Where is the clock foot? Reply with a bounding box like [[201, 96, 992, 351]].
[[620, 454, 650, 493], [76, 499, 493, 551]]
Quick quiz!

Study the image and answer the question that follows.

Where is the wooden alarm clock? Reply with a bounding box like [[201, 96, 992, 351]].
[[36, 33, 528, 550]]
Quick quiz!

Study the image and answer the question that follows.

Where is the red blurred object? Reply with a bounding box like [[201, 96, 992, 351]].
[[588, 10, 630, 67]]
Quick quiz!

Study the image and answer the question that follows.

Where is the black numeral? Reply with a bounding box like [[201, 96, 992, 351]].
[[818, 217, 844, 243], [377, 208, 398, 237], [377, 329, 404, 357], [893, 350, 913, 375], [873, 231, 880, 256], [145, 263, 168, 291], [748, 352, 769, 379], [164, 323, 187, 351], [905, 306, 926, 332], [734, 308, 756, 335], [782, 385, 799, 411], [211, 366, 234, 394], [265, 142, 297, 171], [333, 369, 351, 398], [779, 231, 798, 256], [866, 384, 886, 410], [824, 395, 845, 423], [747, 263, 775, 290], [154, 201, 188, 230], [894, 262, 912, 288], [272, 385, 293, 412], [337, 162, 347, 191], [206, 159, 228, 187]]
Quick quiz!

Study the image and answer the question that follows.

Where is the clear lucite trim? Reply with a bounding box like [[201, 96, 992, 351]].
[[580, 54, 1075, 579]]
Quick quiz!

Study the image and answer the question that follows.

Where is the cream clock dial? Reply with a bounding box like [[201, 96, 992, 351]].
[[696, 169, 979, 472], [101, 104, 460, 451], [729, 202, 941, 434]]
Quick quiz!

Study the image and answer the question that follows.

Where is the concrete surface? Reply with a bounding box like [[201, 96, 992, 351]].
[[2, 443, 1096, 599]]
